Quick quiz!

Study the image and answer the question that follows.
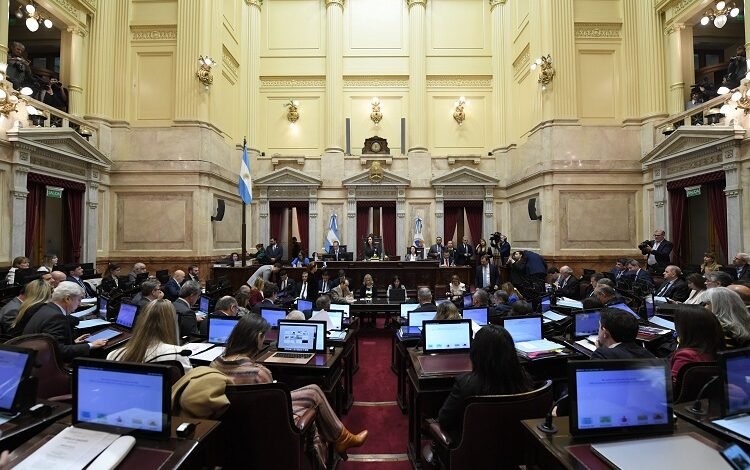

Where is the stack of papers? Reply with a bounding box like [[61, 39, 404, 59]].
[[77, 318, 110, 329], [637, 325, 671, 340], [649, 316, 675, 330], [327, 331, 347, 341], [556, 297, 583, 309], [543, 311, 567, 322], [515, 339, 564, 358], [575, 339, 597, 352]]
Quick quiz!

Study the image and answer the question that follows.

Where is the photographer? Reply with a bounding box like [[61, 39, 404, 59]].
[[640, 229, 672, 274], [489, 232, 511, 266], [41, 77, 68, 113]]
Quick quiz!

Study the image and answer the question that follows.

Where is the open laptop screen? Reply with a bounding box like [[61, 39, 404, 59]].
[[463, 294, 473, 307], [0, 346, 35, 412], [327, 310, 344, 331], [643, 294, 655, 319], [422, 320, 472, 354], [198, 296, 210, 315], [116, 303, 139, 329], [73, 358, 170, 438], [574, 311, 601, 338], [331, 303, 350, 317], [568, 359, 673, 438], [276, 321, 322, 352], [540, 295, 551, 313], [401, 303, 419, 318], [720, 348, 750, 417], [297, 299, 313, 312], [277, 320, 326, 351], [408, 311, 436, 328], [98, 296, 108, 320], [207, 316, 240, 345], [462, 307, 488, 326], [610, 302, 639, 319], [261, 308, 286, 328], [502, 316, 543, 343]]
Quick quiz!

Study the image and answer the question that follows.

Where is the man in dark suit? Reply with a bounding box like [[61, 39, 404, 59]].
[[65, 264, 96, 297], [199, 295, 238, 336], [163, 270, 185, 302], [427, 237, 445, 260], [136, 279, 164, 308], [521, 250, 547, 280], [591, 308, 655, 360], [329, 240, 346, 261], [610, 259, 629, 281], [318, 270, 336, 294], [22, 281, 108, 361], [251, 282, 279, 314], [656, 265, 690, 302], [454, 237, 474, 266], [475, 255, 499, 291], [187, 265, 200, 283], [623, 259, 654, 287], [173, 280, 202, 338], [295, 271, 318, 301], [732, 253, 750, 281], [411, 287, 438, 312], [266, 237, 284, 264], [555, 266, 580, 299], [278, 269, 296, 298], [127, 262, 147, 284], [643, 229, 673, 273]]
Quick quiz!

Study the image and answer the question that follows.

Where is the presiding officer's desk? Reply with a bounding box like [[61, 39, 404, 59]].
[[0, 400, 71, 452], [8, 417, 220, 469], [521, 416, 729, 470]]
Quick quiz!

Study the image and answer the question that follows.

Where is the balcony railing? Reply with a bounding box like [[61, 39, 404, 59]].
[[653, 94, 729, 144], [23, 96, 97, 146]]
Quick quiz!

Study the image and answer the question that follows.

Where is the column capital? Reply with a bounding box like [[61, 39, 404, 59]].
[[67, 25, 87, 37], [489, 0, 506, 9], [663, 22, 685, 36], [326, 0, 345, 8], [407, 0, 427, 8], [245, 0, 262, 8]]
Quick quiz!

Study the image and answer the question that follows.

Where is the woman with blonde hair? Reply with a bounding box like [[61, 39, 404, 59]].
[[37, 254, 58, 273], [447, 274, 466, 302], [434, 301, 461, 321], [703, 287, 750, 348], [8, 279, 53, 337], [249, 277, 265, 307], [107, 299, 192, 373], [701, 252, 722, 275]]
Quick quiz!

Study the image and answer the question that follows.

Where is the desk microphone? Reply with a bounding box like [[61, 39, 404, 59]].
[[537, 394, 569, 434], [685, 375, 719, 415], [146, 349, 192, 363]]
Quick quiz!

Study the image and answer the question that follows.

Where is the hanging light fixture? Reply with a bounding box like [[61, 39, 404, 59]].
[[17, 2, 53, 33], [700, 1, 740, 29]]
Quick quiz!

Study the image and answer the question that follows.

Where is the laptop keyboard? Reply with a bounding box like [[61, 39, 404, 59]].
[[274, 352, 313, 359]]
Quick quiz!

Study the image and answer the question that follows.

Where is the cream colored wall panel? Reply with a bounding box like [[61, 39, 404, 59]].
[[132, 49, 175, 124], [214, 198, 241, 248], [428, 0, 490, 54], [97, 189, 106, 253], [346, 95, 405, 155], [116, 192, 193, 250], [510, 195, 540, 247], [574, 0, 622, 22], [0, 168, 7, 262], [425, 57, 493, 76], [260, 58, 327, 76], [512, 69, 535, 140], [577, 48, 618, 120], [511, 0, 530, 43], [343, 57, 410, 76], [215, 70, 239, 141], [429, 95, 488, 151], [346, 0, 406, 54], [560, 191, 636, 249], [263, 96, 323, 153], [223, 0, 240, 44], [131, 0, 177, 25], [263, 0, 323, 56]]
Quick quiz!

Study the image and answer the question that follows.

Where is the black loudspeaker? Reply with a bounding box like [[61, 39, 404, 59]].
[[212, 199, 225, 222], [528, 198, 542, 221]]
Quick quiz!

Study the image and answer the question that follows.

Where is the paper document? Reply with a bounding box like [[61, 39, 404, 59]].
[[591, 435, 730, 470], [649, 316, 675, 331], [14, 426, 120, 470], [77, 319, 110, 329], [81, 297, 98, 305], [653, 296, 669, 304], [575, 339, 597, 352], [192, 346, 225, 362], [543, 311, 567, 322], [515, 339, 563, 353], [182, 342, 216, 354], [713, 414, 750, 439], [556, 297, 583, 309], [71, 305, 97, 319], [327, 331, 347, 341]]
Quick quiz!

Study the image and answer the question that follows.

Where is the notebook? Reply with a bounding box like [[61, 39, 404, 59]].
[[422, 320, 472, 354], [260, 308, 287, 328], [462, 307, 488, 326], [568, 359, 673, 438], [115, 303, 139, 330], [207, 316, 241, 345], [462, 294, 473, 307], [297, 299, 313, 312], [714, 348, 750, 438], [0, 345, 36, 412], [265, 321, 325, 364], [84, 328, 123, 343], [73, 358, 171, 438], [400, 303, 419, 318], [574, 311, 601, 339], [502, 315, 543, 343]]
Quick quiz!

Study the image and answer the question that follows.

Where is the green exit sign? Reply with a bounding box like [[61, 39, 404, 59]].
[[46, 187, 64, 199], [685, 185, 701, 198]]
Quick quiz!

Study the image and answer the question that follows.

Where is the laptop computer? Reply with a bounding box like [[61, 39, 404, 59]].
[[198, 296, 211, 316], [462, 294, 473, 308], [115, 303, 139, 330], [325, 310, 346, 340], [574, 310, 601, 339], [610, 302, 640, 319], [260, 308, 287, 328], [713, 348, 750, 438], [264, 321, 326, 364], [388, 288, 406, 301], [568, 358, 673, 438], [297, 299, 313, 312], [502, 315, 543, 343], [540, 295, 551, 313], [207, 316, 241, 345], [97, 296, 109, 320], [400, 303, 419, 318], [422, 319, 472, 354], [462, 307, 488, 326], [73, 358, 171, 438], [0, 345, 36, 412], [406, 310, 437, 335], [331, 303, 350, 318], [84, 328, 124, 344]]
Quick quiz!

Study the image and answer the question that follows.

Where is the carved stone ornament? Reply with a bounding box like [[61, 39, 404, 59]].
[[369, 161, 384, 183], [362, 136, 390, 155]]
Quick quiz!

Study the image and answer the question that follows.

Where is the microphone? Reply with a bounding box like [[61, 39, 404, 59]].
[[685, 375, 719, 415], [145, 349, 192, 363], [537, 394, 569, 434]]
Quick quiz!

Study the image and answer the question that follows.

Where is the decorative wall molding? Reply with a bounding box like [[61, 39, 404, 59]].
[[326, 0, 345, 7], [66, 25, 88, 37], [30, 155, 87, 177], [574, 23, 622, 40], [427, 76, 492, 88], [343, 76, 409, 88], [512, 45, 530, 76], [261, 77, 326, 88], [672, 0, 699, 17], [407, 0, 427, 6], [52, 0, 88, 24], [663, 22, 686, 36], [666, 152, 722, 175], [131, 26, 178, 41], [222, 47, 240, 79]]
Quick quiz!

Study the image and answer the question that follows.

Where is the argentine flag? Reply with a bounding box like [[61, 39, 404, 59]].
[[325, 213, 340, 252], [238, 143, 252, 204]]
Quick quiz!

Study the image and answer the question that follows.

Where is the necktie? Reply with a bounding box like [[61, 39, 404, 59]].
[[322, 281, 328, 293], [659, 281, 671, 296], [282, 280, 287, 291], [301, 283, 306, 299]]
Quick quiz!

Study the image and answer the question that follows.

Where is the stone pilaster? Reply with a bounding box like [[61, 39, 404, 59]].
[[0, 0, 9, 57], [490, 0, 508, 150], [396, 188, 406, 256], [112, 0, 130, 121], [665, 23, 687, 115], [544, 0, 577, 120], [621, 0, 640, 120], [175, 0, 211, 122], [66, 27, 87, 116], [325, 0, 345, 155], [86, 0, 115, 119], [347, 189, 357, 258], [407, 0, 428, 154], [636, 1, 667, 118], [246, 0, 262, 155]]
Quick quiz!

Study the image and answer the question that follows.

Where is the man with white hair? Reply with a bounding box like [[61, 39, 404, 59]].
[[733, 253, 750, 281], [22, 281, 108, 361], [556, 266, 580, 299], [128, 262, 147, 283]]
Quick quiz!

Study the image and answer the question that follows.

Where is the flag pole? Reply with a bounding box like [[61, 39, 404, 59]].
[[241, 137, 247, 267]]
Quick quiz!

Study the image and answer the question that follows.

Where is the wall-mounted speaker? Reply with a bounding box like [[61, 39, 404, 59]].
[[528, 198, 542, 221], [212, 199, 225, 222]]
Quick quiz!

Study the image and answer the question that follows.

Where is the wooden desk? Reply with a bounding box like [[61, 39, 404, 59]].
[[675, 399, 750, 447], [521, 416, 728, 470], [7, 418, 220, 469], [392, 331, 420, 414], [0, 401, 71, 452]]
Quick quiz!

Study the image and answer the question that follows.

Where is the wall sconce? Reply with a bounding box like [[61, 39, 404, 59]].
[[530, 54, 555, 90], [370, 97, 382, 126], [284, 99, 300, 123], [718, 80, 750, 115], [196, 56, 214, 89], [453, 96, 467, 125], [0, 72, 32, 117]]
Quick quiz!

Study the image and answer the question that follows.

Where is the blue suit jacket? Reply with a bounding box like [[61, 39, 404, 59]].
[[522, 251, 547, 276]]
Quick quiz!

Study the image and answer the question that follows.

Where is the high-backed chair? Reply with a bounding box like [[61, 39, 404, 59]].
[[6, 333, 71, 400], [427, 380, 553, 470], [214, 383, 320, 470], [157, 360, 186, 387], [674, 361, 720, 403]]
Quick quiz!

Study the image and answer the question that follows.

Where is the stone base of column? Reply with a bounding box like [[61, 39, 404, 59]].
[[324, 147, 344, 156], [407, 147, 429, 157]]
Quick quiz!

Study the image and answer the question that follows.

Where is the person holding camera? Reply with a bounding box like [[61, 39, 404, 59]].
[[6, 41, 37, 92], [489, 232, 511, 266], [640, 229, 672, 273], [41, 77, 68, 113]]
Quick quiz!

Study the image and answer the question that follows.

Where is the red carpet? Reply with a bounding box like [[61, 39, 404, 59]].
[[341, 405, 407, 455], [351, 338, 396, 402]]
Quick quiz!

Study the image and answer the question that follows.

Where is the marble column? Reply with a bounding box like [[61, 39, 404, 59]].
[[347, 189, 357, 258], [246, 0, 263, 156], [483, 187, 494, 237], [84, 181, 99, 263], [435, 187, 444, 239], [544, 0, 577, 120], [175, 0, 211, 122], [407, 0, 428, 154], [665, 23, 686, 115], [653, 175, 667, 237], [258, 189, 269, 248], [489, 0, 508, 151], [396, 188, 406, 257], [112, 0, 130, 121], [0, 0, 9, 57], [637, 1, 667, 118], [66, 27, 86, 116], [10, 164, 29, 258], [722, 144, 743, 257], [309, 188, 319, 254], [325, 0, 345, 155], [86, 0, 115, 119]]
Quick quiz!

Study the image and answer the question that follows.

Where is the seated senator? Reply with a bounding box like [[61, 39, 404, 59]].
[[446, 275, 466, 302], [362, 235, 381, 260], [291, 251, 310, 268], [671, 304, 724, 384], [406, 245, 422, 261], [591, 308, 655, 360], [386, 275, 407, 299], [108, 299, 192, 373], [358, 274, 378, 299], [703, 287, 750, 348], [100, 263, 122, 293], [210, 315, 368, 460], [7, 278, 52, 337], [437, 325, 532, 443]]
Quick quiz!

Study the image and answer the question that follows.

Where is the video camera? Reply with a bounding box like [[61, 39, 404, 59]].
[[489, 231, 502, 246], [637, 240, 653, 256]]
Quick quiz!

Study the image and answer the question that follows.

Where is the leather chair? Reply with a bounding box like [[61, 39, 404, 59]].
[[213, 383, 320, 470], [157, 360, 186, 386], [6, 333, 71, 400], [426, 379, 553, 470], [674, 361, 720, 403]]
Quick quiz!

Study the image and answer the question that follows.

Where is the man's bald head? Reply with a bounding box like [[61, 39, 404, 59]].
[[728, 284, 750, 306], [50, 271, 67, 288], [173, 270, 185, 283]]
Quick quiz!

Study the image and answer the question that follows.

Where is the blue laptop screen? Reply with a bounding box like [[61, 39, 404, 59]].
[[725, 353, 750, 416], [261, 308, 286, 328], [463, 294, 473, 307], [208, 318, 239, 344], [400, 303, 419, 318], [297, 299, 313, 311], [644, 298, 655, 319], [575, 311, 601, 338], [98, 297, 108, 319], [503, 317, 542, 343], [0, 349, 30, 411], [610, 302, 639, 319], [199, 296, 210, 315], [408, 311, 436, 328], [462, 307, 488, 326], [541, 296, 551, 313], [116, 304, 138, 328]]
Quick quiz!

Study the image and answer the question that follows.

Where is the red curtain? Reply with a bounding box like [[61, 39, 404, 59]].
[[381, 206, 396, 257], [465, 205, 483, 245], [443, 208, 460, 243], [669, 188, 687, 266], [707, 181, 728, 264], [269, 208, 283, 242], [64, 189, 83, 263], [356, 205, 370, 257], [295, 205, 309, 254], [25, 182, 45, 258]]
